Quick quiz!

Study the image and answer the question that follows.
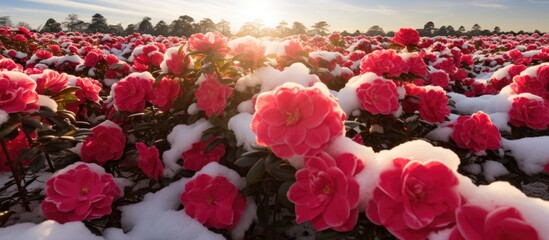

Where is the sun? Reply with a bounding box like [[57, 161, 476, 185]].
[[236, 0, 280, 27]]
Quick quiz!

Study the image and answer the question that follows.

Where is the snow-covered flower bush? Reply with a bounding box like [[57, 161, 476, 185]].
[[1, 27, 549, 239]]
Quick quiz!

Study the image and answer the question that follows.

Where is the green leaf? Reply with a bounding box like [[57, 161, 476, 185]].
[[22, 118, 43, 130], [0, 120, 20, 139], [265, 155, 296, 181], [52, 86, 80, 98], [29, 152, 46, 173], [277, 180, 295, 208], [246, 158, 265, 185], [204, 137, 224, 153], [234, 156, 260, 168]]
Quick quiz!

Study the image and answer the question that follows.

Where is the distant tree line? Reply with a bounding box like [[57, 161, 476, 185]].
[[0, 15, 545, 37]]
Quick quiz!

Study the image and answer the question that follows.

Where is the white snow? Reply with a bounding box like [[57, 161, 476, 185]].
[[501, 136, 549, 175], [104, 177, 224, 240], [234, 63, 320, 93], [36, 95, 58, 112], [482, 160, 509, 182], [0, 221, 103, 240], [0, 109, 8, 126], [227, 113, 256, 151], [162, 119, 213, 177]]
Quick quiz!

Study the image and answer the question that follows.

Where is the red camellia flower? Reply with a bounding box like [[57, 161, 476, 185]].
[[404, 53, 428, 77], [449, 205, 539, 240], [35, 69, 69, 95], [360, 49, 408, 77], [195, 75, 233, 117], [181, 137, 226, 171], [509, 96, 549, 130], [81, 121, 126, 165], [367, 158, 461, 239], [84, 51, 101, 67], [393, 28, 421, 46], [136, 142, 164, 180], [510, 75, 547, 98], [251, 83, 346, 159], [188, 32, 228, 54], [0, 129, 32, 172], [429, 71, 450, 88], [451, 111, 501, 153], [41, 163, 121, 224], [113, 72, 154, 112], [150, 76, 180, 111], [418, 87, 450, 123], [0, 71, 39, 113], [288, 152, 361, 232], [356, 79, 400, 115], [180, 174, 246, 229]]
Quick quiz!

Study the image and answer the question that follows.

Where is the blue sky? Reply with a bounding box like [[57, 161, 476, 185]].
[[1, 0, 548, 33]]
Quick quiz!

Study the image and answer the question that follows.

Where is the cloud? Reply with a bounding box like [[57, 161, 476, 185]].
[[528, 0, 549, 3], [22, 0, 142, 16], [470, 1, 507, 9]]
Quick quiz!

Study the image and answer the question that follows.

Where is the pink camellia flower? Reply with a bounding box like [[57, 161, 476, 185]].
[[35, 69, 69, 95], [41, 163, 121, 224], [135, 142, 164, 180], [251, 83, 346, 159], [0, 71, 39, 113], [188, 32, 228, 54], [429, 71, 450, 88], [113, 72, 154, 112], [451, 111, 501, 153], [356, 79, 400, 115], [288, 152, 361, 232], [81, 121, 126, 165], [181, 137, 226, 171], [418, 87, 450, 123], [360, 49, 408, 77], [150, 76, 180, 111], [449, 205, 539, 240], [0, 59, 23, 72], [195, 75, 233, 117], [75, 77, 102, 103], [84, 51, 102, 67], [162, 47, 190, 75], [509, 96, 549, 130], [180, 174, 246, 229], [228, 36, 266, 63], [393, 28, 421, 46], [367, 158, 461, 239]]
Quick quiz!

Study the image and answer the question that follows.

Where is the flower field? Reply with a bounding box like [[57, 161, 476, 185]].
[[0, 26, 549, 239]]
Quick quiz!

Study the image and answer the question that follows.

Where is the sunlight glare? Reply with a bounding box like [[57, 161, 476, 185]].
[[236, 0, 280, 27]]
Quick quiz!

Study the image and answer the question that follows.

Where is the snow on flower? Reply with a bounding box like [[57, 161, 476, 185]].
[[188, 31, 228, 54], [180, 174, 246, 229], [356, 78, 400, 115], [113, 71, 154, 112], [150, 76, 180, 111], [251, 82, 346, 167], [449, 205, 539, 240], [41, 162, 121, 223], [0, 71, 39, 113], [508, 94, 549, 130]]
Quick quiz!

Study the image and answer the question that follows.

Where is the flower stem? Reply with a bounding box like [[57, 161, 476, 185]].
[[0, 139, 31, 212]]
